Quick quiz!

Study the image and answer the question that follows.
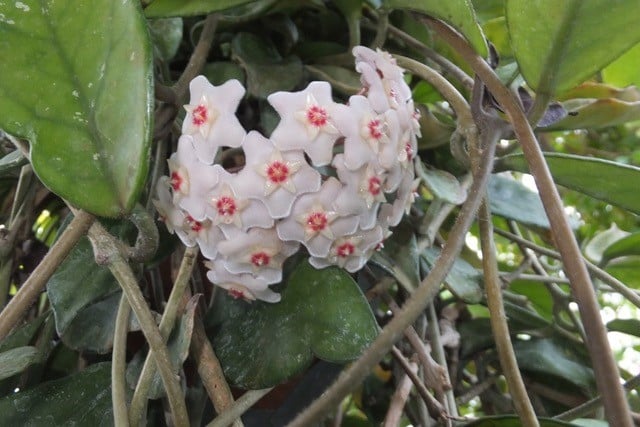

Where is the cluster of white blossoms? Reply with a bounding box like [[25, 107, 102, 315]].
[[154, 46, 421, 302]]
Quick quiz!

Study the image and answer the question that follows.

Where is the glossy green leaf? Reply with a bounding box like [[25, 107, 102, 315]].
[[202, 62, 246, 87], [0, 150, 28, 176], [606, 257, 640, 290], [47, 216, 134, 344], [506, 0, 640, 95], [305, 65, 361, 96], [371, 222, 420, 292], [212, 260, 378, 389], [603, 41, 640, 88], [231, 32, 303, 98], [148, 18, 183, 61], [497, 153, 640, 215], [607, 318, 640, 338], [384, 0, 488, 56], [0, 362, 112, 426], [508, 280, 554, 321], [464, 415, 582, 426], [487, 174, 551, 229], [514, 338, 595, 392], [548, 98, 640, 130], [421, 249, 483, 303], [417, 163, 467, 205], [0, 347, 40, 381], [583, 224, 629, 264], [0, 0, 152, 217], [602, 232, 640, 264], [144, 0, 254, 18]]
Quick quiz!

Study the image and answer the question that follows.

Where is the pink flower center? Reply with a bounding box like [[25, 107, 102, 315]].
[[228, 288, 246, 299], [306, 212, 328, 232], [266, 161, 290, 184], [216, 196, 236, 216], [368, 176, 382, 195], [170, 171, 184, 192], [250, 252, 271, 267], [185, 215, 203, 232], [367, 119, 383, 140], [405, 142, 414, 161], [336, 242, 355, 258], [192, 105, 208, 126], [306, 105, 328, 128]]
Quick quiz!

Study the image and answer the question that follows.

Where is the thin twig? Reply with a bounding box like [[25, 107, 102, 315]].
[[425, 17, 634, 426], [384, 357, 418, 427], [113, 294, 132, 427], [427, 304, 458, 417], [206, 388, 273, 427], [129, 246, 199, 426], [0, 210, 95, 340]]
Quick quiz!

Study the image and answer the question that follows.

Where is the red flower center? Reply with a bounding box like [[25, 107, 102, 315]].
[[216, 196, 236, 216], [228, 288, 246, 299], [367, 119, 383, 140], [368, 176, 382, 195], [192, 105, 208, 126], [306, 212, 328, 232], [185, 215, 203, 232], [170, 171, 184, 192], [306, 105, 328, 127], [404, 142, 414, 161], [250, 252, 271, 267], [266, 161, 290, 184], [336, 242, 355, 258]]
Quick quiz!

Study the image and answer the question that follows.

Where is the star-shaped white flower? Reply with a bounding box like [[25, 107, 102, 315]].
[[309, 225, 384, 272], [182, 76, 246, 164], [153, 177, 186, 235], [205, 260, 281, 303], [235, 131, 321, 219], [269, 81, 340, 166]]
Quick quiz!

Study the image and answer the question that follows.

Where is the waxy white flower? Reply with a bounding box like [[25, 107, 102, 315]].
[[182, 76, 247, 164], [269, 81, 340, 166], [309, 225, 384, 272], [205, 260, 281, 303], [234, 131, 321, 219], [153, 177, 187, 235]]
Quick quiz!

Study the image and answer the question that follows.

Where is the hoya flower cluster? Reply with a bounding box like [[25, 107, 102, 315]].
[[154, 46, 420, 302]]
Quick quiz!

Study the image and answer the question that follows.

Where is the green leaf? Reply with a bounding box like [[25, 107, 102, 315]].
[[148, 18, 183, 61], [583, 224, 629, 264], [305, 65, 361, 96], [144, 0, 254, 18], [607, 318, 640, 338], [370, 222, 420, 292], [463, 415, 582, 426], [506, 0, 640, 95], [384, 0, 488, 57], [421, 249, 483, 304], [603, 41, 640, 88], [47, 216, 135, 346], [231, 32, 303, 98], [212, 260, 378, 389], [0, 0, 152, 217], [606, 257, 640, 290], [0, 363, 113, 426], [487, 174, 551, 229], [497, 153, 640, 215], [514, 338, 595, 392], [0, 347, 40, 381], [202, 62, 246, 87], [417, 163, 467, 205], [0, 150, 28, 176], [602, 232, 640, 264]]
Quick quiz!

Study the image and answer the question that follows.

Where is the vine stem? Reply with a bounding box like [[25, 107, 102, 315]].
[[87, 222, 189, 427], [286, 89, 495, 427], [424, 17, 633, 426], [478, 200, 539, 427], [206, 388, 273, 427], [0, 209, 95, 340], [128, 246, 199, 426], [113, 294, 132, 427]]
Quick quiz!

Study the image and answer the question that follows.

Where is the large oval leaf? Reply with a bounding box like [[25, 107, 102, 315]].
[[144, 0, 254, 18], [506, 0, 640, 95], [211, 260, 378, 389], [497, 153, 640, 215], [0, 0, 152, 217], [0, 363, 113, 426], [384, 0, 487, 57]]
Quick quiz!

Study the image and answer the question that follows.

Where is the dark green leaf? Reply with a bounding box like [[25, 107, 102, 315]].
[[0, 347, 40, 381], [371, 222, 420, 291], [0, 0, 153, 217], [0, 314, 46, 352], [231, 32, 303, 98], [202, 62, 246, 87], [144, 0, 254, 18], [212, 260, 378, 389], [508, 281, 554, 321], [421, 249, 483, 303], [384, 0, 488, 56], [417, 164, 467, 204], [47, 216, 134, 344], [606, 257, 640, 290], [305, 65, 361, 96], [0, 150, 28, 176], [514, 338, 595, 392], [506, 0, 640, 95], [148, 18, 183, 61], [497, 153, 640, 215], [0, 363, 113, 426], [607, 318, 640, 338], [602, 232, 640, 264], [488, 174, 551, 229], [464, 415, 583, 426]]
